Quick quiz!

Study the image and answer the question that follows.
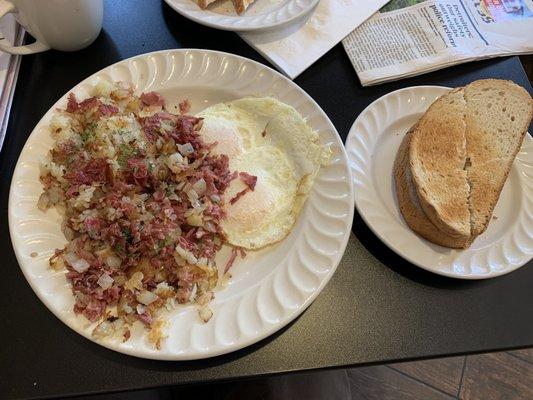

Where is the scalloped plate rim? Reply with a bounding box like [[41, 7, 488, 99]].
[[8, 49, 354, 360], [347, 85, 532, 280], [163, 0, 319, 31]]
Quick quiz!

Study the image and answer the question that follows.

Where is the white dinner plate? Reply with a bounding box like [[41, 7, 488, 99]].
[[164, 0, 318, 31], [8, 49, 354, 360], [346, 86, 532, 279]]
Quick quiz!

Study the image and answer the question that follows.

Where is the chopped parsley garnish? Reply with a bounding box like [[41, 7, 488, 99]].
[[117, 144, 137, 166], [114, 243, 124, 254], [122, 228, 133, 244], [80, 122, 97, 143]]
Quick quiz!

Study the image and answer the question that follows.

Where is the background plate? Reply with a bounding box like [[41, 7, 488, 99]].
[[8, 49, 354, 360], [346, 86, 532, 279], [164, 0, 318, 31]]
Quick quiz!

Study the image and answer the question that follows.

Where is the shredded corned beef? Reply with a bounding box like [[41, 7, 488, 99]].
[[239, 172, 257, 190], [39, 82, 257, 341], [224, 248, 238, 273], [229, 172, 259, 205], [66, 93, 80, 113], [179, 99, 191, 114], [64, 157, 109, 186], [99, 103, 119, 117], [140, 91, 165, 107], [79, 97, 100, 111]]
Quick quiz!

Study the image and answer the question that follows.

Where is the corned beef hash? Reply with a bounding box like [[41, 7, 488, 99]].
[[38, 80, 329, 349]]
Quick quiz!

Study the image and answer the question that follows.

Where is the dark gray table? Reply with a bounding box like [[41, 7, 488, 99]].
[[1, 1, 532, 399]]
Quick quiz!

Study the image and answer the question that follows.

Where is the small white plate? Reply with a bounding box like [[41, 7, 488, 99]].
[[164, 0, 318, 31], [346, 86, 533, 279], [9, 49, 354, 360]]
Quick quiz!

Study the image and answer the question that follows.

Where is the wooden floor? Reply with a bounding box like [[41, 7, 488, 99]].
[[347, 348, 533, 399], [74, 348, 533, 399]]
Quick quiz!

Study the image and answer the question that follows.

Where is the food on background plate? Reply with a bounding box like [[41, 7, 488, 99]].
[[198, 0, 256, 14], [395, 79, 533, 249], [231, 0, 255, 14], [198, 0, 217, 10], [38, 81, 329, 348]]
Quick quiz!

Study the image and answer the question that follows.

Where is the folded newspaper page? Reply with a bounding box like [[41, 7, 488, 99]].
[[342, 0, 533, 86]]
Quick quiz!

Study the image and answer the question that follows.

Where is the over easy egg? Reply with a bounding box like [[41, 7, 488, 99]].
[[197, 97, 330, 250]]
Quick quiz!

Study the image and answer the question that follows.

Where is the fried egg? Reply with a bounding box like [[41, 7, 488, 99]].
[[197, 97, 330, 250]]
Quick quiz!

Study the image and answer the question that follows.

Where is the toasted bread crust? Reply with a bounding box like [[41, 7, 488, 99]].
[[395, 130, 472, 249]]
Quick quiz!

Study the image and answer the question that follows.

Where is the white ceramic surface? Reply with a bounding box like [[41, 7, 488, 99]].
[[346, 86, 532, 279], [164, 0, 318, 31], [9, 49, 354, 360], [0, 0, 102, 54]]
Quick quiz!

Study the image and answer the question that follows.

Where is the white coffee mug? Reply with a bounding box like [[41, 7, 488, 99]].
[[0, 0, 103, 54]]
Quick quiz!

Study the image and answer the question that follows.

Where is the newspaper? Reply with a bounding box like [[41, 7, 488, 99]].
[[342, 0, 533, 86]]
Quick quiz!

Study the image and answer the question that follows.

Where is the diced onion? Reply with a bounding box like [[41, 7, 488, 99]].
[[63, 252, 78, 265], [199, 306, 213, 323], [124, 271, 144, 291], [49, 254, 65, 271], [164, 297, 176, 311], [71, 259, 90, 273], [137, 290, 159, 305], [37, 193, 50, 211], [165, 152, 185, 173], [189, 284, 198, 302], [175, 246, 198, 265], [187, 188, 199, 203], [136, 304, 146, 314], [204, 221, 217, 233], [97, 273, 114, 290], [177, 142, 194, 156], [106, 255, 122, 269], [186, 213, 203, 227], [156, 282, 172, 292], [64, 252, 90, 273], [197, 291, 214, 306], [192, 178, 206, 196], [197, 257, 208, 267], [92, 321, 112, 339]]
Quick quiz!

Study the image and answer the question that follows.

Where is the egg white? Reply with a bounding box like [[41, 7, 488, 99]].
[[197, 97, 330, 250]]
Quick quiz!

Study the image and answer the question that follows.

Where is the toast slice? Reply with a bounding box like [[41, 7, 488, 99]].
[[400, 79, 532, 248], [231, 0, 256, 14], [463, 79, 533, 236], [395, 128, 472, 249], [408, 87, 471, 241], [198, 0, 218, 9]]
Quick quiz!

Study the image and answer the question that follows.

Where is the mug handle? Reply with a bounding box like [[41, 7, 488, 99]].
[[0, 0, 50, 54]]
